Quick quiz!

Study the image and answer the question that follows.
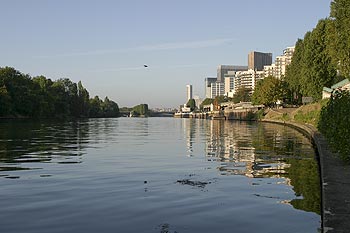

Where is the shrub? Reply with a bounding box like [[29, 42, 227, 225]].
[[318, 90, 350, 162]]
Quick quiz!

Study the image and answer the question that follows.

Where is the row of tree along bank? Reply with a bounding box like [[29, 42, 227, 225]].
[[190, 0, 350, 162], [0, 67, 120, 119]]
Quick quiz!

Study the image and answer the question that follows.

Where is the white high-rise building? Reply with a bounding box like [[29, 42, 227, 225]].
[[235, 69, 265, 93], [210, 82, 225, 98], [264, 46, 295, 79], [224, 71, 236, 97], [186, 84, 193, 101]]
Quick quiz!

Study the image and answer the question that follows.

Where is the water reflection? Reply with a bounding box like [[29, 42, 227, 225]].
[[183, 119, 320, 214], [0, 119, 91, 172]]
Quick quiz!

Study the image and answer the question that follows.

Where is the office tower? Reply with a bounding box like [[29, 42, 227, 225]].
[[186, 84, 193, 101], [248, 51, 272, 71], [205, 77, 217, 98], [217, 65, 248, 83], [210, 82, 225, 98]]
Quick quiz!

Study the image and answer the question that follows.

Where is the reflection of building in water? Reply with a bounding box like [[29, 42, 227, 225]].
[[184, 119, 320, 215], [205, 120, 291, 179], [182, 118, 203, 157]]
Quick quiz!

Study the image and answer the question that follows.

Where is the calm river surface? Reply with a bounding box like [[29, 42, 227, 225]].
[[0, 118, 320, 233]]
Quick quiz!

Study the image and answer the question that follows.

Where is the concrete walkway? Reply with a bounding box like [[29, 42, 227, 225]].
[[262, 119, 350, 233]]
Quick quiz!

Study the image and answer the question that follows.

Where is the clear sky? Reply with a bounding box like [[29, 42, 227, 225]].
[[0, 0, 332, 108]]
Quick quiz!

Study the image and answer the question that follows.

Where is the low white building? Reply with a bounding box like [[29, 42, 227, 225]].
[[322, 79, 350, 99]]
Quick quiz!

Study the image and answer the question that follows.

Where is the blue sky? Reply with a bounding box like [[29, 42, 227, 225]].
[[0, 0, 332, 108]]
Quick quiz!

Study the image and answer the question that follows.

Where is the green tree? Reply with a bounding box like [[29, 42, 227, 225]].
[[32, 76, 55, 118], [0, 84, 11, 116], [89, 96, 103, 117], [232, 86, 251, 103], [285, 39, 304, 103], [102, 97, 120, 117], [300, 19, 337, 100], [328, 0, 350, 77], [0, 67, 37, 117], [200, 98, 214, 110], [132, 104, 149, 116], [252, 76, 289, 107], [318, 90, 350, 162], [77, 81, 90, 117], [186, 98, 196, 111], [285, 19, 337, 101]]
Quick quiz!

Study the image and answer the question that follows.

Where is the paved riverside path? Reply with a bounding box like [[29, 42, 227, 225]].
[[261, 119, 350, 233]]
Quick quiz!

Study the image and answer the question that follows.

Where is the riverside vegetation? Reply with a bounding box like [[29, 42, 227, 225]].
[[254, 0, 350, 162], [0, 66, 151, 119], [0, 67, 120, 118]]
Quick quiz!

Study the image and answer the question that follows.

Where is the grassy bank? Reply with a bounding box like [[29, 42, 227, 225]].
[[262, 100, 328, 127]]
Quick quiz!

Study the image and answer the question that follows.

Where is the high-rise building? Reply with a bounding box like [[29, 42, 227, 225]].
[[186, 84, 193, 101], [217, 65, 248, 83], [234, 69, 265, 93], [205, 77, 217, 98], [210, 82, 225, 99], [248, 51, 272, 71], [263, 64, 276, 77], [263, 46, 295, 79], [224, 71, 236, 97]]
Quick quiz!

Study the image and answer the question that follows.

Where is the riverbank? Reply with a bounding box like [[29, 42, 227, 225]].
[[261, 118, 350, 233]]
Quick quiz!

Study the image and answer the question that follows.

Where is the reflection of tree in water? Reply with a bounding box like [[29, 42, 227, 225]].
[[204, 120, 320, 215], [285, 158, 321, 215], [0, 119, 91, 171]]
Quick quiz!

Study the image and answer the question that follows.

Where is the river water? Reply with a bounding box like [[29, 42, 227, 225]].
[[0, 118, 320, 233]]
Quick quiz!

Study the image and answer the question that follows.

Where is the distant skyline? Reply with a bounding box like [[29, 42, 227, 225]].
[[0, 0, 332, 108]]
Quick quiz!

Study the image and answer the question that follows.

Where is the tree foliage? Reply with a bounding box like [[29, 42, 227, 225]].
[[328, 0, 350, 77], [284, 19, 337, 101], [232, 86, 251, 103], [252, 76, 289, 107], [0, 67, 119, 118], [318, 91, 350, 162], [186, 98, 196, 111], [200, 98, 213, 110], [132, 104, 149, 116]]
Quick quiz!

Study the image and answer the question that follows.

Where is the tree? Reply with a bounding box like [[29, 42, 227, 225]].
[[0, 67, 120, 119], [32, 76, 55, 118], [285, 39, 304, 103], [132, 104, 149, 116], [77, 81, 90, 117], [89, 96, 103, 117], [186, 98, 196, 111], [252, 76, 289, 107], [0, 67, 37, 117], [300, 19, 337, 100], [285, 19, 337, 101], [102, 97, 120, 117], [232, 86, 251, 103], [0, 84, 11, 116], [200, 98, 213, 110], [318, 90, 350, 161], [328, 0, 350, 77]]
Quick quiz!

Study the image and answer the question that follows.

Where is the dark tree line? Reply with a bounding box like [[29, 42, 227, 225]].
[[0, 67, 119, 118]]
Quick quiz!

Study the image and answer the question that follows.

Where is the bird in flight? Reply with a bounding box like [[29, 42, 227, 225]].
[[144, 64, 148, 68]]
